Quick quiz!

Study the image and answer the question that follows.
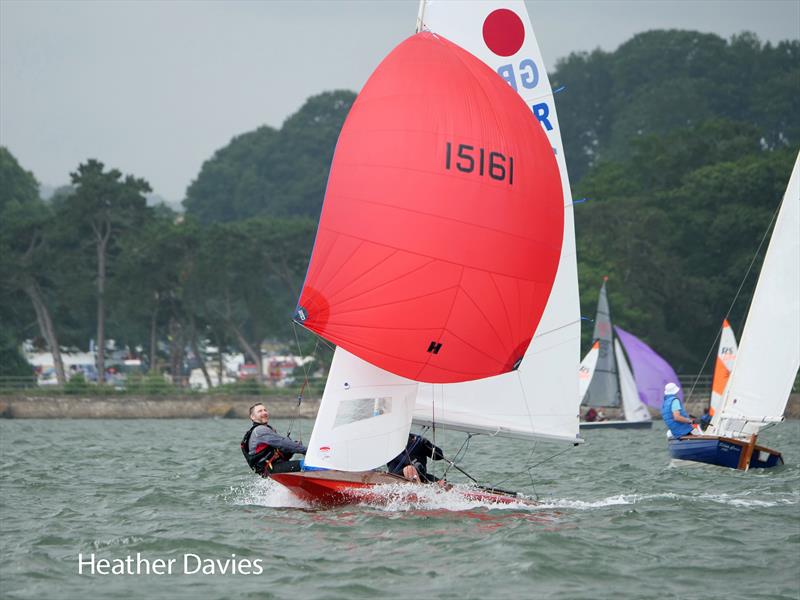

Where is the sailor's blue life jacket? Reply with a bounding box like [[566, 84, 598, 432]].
[[661, 394, 693, 438]]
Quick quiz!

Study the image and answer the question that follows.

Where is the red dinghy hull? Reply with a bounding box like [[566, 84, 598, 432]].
[[270, 470, 531, 507]]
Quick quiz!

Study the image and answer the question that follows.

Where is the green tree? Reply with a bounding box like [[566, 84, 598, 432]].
[[111, 212, 186, 374], [575, 120, 796, 369], [61, 160, 152, 383], [183, 217, 315, 379], [0, 147, 39, 210], [553, 30, 800, 182], [0, 149, 66, 381], [184, 90, 356, 223]]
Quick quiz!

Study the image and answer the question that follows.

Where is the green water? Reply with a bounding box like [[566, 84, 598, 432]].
[[1, 418, 798, 599]]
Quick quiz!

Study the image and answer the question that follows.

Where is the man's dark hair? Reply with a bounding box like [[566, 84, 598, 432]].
[[249, 403, 264, 418]]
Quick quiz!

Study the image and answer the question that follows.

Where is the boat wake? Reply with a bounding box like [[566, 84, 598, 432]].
[[348, 483, 538, 512], [228, 478, 540, 512], [229, 479, 796, 512], [228, 477, 311, 509], [537, 491, 798, 510], [696, 491, 798, 508]]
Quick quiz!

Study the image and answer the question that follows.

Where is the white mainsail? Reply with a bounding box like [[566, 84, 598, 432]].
[[709, 319, 738, 417], [412, 0, 582, 444], [615, 340, 652, 423], [711, 153, 800, 438]]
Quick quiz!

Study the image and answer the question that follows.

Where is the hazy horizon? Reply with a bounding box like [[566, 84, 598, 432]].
[[2, 0, 798, 206]]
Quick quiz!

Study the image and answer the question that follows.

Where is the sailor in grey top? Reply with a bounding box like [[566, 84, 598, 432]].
[[248, 423, 307, 456], [241, 403, 307, 476]]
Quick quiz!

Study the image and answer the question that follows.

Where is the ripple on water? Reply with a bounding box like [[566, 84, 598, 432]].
[[1, 419, 798, 600]]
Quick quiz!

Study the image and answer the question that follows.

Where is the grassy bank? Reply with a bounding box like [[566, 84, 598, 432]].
[[0, 395, 320, 419]]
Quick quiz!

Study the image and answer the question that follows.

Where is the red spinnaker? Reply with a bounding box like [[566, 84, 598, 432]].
[[297, 32, 563, 383]]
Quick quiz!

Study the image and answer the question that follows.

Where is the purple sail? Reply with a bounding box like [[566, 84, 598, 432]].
[[615, 326, 683, 408]]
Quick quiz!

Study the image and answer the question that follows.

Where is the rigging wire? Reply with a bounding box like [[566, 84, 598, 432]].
[[286, 320, 321, 439], [440, 433, 473, 481], [489, 443, 573, 500], [685, 199, 783, 405]]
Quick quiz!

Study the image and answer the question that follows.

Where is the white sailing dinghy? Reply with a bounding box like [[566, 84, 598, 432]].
[[579, 279, 653, 429], [668, 153, 799, 470], [272, 0, 583, 505]]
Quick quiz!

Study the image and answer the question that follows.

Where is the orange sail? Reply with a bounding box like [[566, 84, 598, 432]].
[[709, 319, 738, 416]]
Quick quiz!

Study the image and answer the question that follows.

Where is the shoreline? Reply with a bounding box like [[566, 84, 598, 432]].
[[1, 394, 798, 419], [0, 396, 321, 419]]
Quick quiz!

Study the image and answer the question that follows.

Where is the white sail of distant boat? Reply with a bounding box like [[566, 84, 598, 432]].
[[708, 319, 738, 418], [578, 341, 600, 400], [615, 340, 652, 422], [411, 0, 582, 444], [708, 153, 800, 439]]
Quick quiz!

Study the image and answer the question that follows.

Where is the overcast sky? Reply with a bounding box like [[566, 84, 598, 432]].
[[2, 0, 798, 204]]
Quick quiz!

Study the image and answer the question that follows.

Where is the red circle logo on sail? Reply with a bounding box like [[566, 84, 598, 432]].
[[482, 9, 525, 57]]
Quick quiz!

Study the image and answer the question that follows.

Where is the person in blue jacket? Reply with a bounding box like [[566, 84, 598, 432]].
[[661, 382, 701, 438]]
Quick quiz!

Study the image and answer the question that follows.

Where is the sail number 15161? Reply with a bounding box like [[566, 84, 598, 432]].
[[445, 142, 514, 184]]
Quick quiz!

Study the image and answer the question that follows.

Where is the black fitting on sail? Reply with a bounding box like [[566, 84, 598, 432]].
[[294, 306, 308, 323], [427, 341, 443, 354], [512, 356, 523, 370]]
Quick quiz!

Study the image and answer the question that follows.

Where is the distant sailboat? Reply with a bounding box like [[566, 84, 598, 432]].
[[272, 1, 583, 505], [668, 153, 799, 470], [579, 279, 653, 429]]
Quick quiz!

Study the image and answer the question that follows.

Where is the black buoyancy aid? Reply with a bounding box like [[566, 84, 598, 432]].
[[240, 423, 284, 476]]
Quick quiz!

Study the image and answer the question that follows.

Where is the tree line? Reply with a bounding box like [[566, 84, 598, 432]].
[[1, 29, 798, 380], [0, 151, 316, 383]]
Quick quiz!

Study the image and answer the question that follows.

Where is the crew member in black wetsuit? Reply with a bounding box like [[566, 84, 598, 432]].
[[241, 403, 307, 476], [387, 433, 444, 483]]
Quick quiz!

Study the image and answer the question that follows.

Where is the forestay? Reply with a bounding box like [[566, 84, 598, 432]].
[[412, 0, 581, 443], [712, 153, 800, 438]]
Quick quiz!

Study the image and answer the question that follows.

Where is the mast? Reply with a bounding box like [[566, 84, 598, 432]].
[[415, 0, 427, 33]]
